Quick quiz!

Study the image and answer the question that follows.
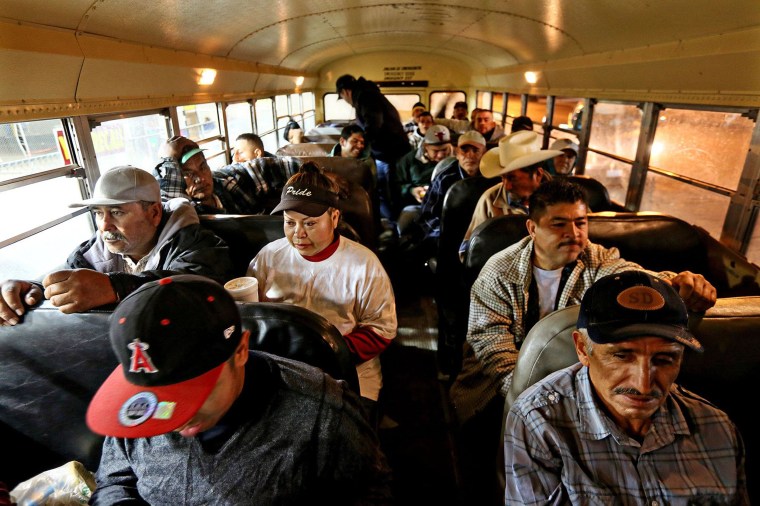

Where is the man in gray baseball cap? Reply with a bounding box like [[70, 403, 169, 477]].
[[0, 166, 232, 325]]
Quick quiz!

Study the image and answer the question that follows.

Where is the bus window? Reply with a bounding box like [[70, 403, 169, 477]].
[[0, 119, 67, 181], [384, 94, 422, 125], [254, 98, 277, 152], [302, 92, 316, 131], [525, 96, 545, 134], [0, 118, 92, 278], [225, 102, 254, 144], [90, 113, 169, 172], [507, 94, 522, 119], [584, 103, 642, 204], [177, 103, 220, 139], [0, 213, 92, 279], [553, 97, 583, 131], [289, 94, 302, 115], [429, 91, 465, 120], [323, 93, 356, 122], [643, 109, 755, 239]]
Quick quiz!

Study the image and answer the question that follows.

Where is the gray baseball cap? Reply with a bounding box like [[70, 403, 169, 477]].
[[70, 166, 160, 207]]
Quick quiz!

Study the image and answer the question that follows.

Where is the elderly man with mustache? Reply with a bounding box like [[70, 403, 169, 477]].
[[449, 178, 717, 506], [0, 166, 231, 325]]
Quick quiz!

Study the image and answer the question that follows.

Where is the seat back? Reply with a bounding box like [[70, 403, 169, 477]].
[[501, 296, 760, 503], [275, 143, 334, 156], [200, 215, 286, 277], [0, 300, 358, 487], [464, 212, 716, 292], [240, 302, 359, 394], [298, 156, 379, 249], [565, 175, 625, 212], [435, 176, 499, 374]]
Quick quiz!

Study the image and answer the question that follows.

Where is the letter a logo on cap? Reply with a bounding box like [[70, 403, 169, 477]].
[[128, 339, 158, 374]]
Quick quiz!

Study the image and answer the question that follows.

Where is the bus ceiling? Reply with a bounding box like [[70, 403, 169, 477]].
[[1, 0, 759, 121]]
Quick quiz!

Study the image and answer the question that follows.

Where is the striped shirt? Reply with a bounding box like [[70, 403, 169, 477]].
[[504, 363, 749, 505]]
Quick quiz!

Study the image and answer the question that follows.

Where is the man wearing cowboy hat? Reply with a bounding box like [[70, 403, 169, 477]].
[[460, 130, 559, 259], [449, 178, 716, 506]]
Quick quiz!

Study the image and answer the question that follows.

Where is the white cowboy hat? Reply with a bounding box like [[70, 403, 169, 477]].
[[480, 131, 562, 178]]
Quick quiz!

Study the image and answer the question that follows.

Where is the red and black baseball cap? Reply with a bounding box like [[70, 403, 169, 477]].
[[577, 270, 703, 352], [86, 275, 243, 438]]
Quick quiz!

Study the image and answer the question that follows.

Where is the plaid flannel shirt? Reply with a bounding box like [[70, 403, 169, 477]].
[[449, 236, 674, 424], [152, 157, 300, 214]]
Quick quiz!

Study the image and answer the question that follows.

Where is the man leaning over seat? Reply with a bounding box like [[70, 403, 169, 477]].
[[449, 177, 717, 506], [504, 271, 747, 504], [152, 135, 299, 215], [0, 166, 232, 325]]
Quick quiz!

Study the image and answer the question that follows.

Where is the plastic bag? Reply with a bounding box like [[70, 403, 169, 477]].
[[10, 461, 96, 506]]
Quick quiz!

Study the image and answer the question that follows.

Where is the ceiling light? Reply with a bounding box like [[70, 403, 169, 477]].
[[524, 71, 538, 84], [296, 76, 305, 86], [198, 69, 217, 86]]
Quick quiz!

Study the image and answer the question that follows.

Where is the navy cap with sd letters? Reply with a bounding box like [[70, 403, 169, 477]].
[[577, 270, 703, 352]]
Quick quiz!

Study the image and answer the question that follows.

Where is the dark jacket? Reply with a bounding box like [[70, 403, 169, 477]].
[[350, 78, 410, 163], [65, 199, 232, 300]]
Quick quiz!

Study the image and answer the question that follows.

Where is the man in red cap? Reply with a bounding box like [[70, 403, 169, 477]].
[[88, 274, 392, 505]]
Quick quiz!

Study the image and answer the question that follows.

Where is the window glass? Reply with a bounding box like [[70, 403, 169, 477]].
[[1, 176, 87, 245], [303, 92, 315, 112], [553, 97, 583, 130], [260, 132, 278, 154], [254, 98, 275, 134], [303, 111, 316, 132], [525, 96, 545, 134], [289, 94, 302, 115], [745, 216, 760, 266], [385, 94, 421, 124], [477, 91, 492, 110], [91, 113, 168, 172], [507, 94, 522, 118], [0, 119, 67, 183], [429, 91, 466, 120], [640, 172, 731, 239], [275, 95, 289, 117], [199, 139, 225, 169], [649, 109, 753, 191], [177, 103, 220, 139], [225, 102, 254, 143], [582, 153, 631, 205], [324, 93, 356, 121], [588, 103, 641, 161], [0, 213, 93, 279]]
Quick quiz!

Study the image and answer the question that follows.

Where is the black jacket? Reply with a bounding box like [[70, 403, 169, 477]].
[[351, 78, 410, 163]]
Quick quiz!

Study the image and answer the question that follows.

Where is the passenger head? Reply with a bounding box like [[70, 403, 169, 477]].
[[271, 162, 341, 257], [510, 115, 534, 133], [86, 274, 250, 438], [455, 131, 486, 177], [233, 133, 265, 163], [480, 131, 561, 199], [411, 102, 426, 123], [336, 74, 356, 103], [339, 124, 366, 158], [422, 125, 453, 162], [474, 110, 496, 135], [549, 138, 579, 175], [573, 271, 703, 437], [526, 178, 589, 270], [453, 101, 468, 120], [69, 166, 162, 261], [162, 135, 214, 202], [417, 111, 434, 134], [470, 107, 482, 124]]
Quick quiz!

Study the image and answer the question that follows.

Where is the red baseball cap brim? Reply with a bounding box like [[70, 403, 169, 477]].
[[86, 363, 224, 438]]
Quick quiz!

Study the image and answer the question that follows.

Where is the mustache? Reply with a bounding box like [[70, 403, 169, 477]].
[[102, 231, 126, 241], [613, 387, 663, 399]]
